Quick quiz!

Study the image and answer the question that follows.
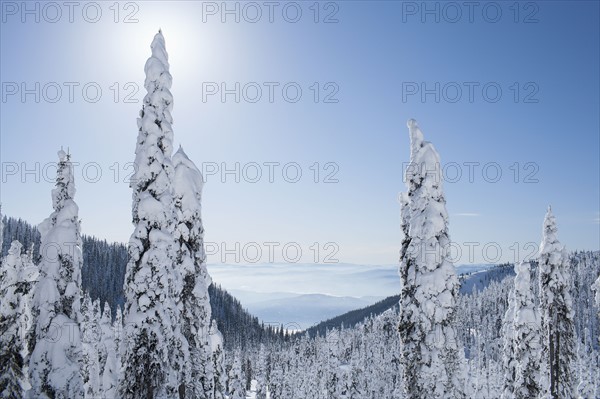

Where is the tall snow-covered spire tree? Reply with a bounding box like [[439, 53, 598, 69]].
[[398, 119, 465, 399], [512, 261, 542, 399], [173, 146, 216, 399], [29, 149, 84, 398], [538, 207, 576, 398], [120, 30, 188, 399]]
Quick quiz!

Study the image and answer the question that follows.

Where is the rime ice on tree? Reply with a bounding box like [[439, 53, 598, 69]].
[[594, 275, 600, 346], [80, 294, 101, 398], [173, 146, 216, 398], [538, 207, 576, 398], [0, 239, 37, 397], [398, 119, 466, 399], [512, 261, 542, 399], [501, 285, 517, 399], [227, 353, 245, 399], [29, 149, 84, 398], [0, 241, 27, 398], [119, 30, 188, 398]]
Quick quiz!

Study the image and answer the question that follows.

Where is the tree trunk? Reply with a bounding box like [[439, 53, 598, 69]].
[[555, 331, 560, 398], [549, 317, 556, 398]]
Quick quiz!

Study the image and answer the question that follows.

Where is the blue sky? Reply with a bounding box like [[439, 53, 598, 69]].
[[1, 1, 598, 265]]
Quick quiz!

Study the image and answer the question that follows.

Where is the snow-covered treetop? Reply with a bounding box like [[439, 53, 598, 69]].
[[405, 118, 441, 188], [131, 30, 174, 203], [50, 149, 76, 214], [33, 149, 82, 341], [143, 29, 173, 128], [0, 241, 23, 291], [538, 205, 570, 296], [173, 145, 207, 277], [173, 146, 204, 219], [173, 147, 204, 247], [407, 118, 424, 160], [146, 30, 170, 78], [38, 149, 82, 276], [402, 118, 448, 242], [540, 206, 565, 257]]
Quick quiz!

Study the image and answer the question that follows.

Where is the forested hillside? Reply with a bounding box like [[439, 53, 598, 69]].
[[3, 218, 600, 398], [1, 216, 281, 349], [260, 252, 600, 398]]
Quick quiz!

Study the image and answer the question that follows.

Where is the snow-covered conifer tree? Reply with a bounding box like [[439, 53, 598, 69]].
[[594, 275, 600, 346], [210, 320, 226, 399], [100, 303, 118, 398], [113, 306, 123, 369], [80, 293, 100, 398], [398, 119, 465, 398], [576, 328, 595, 399], [512, 261, 542, 399], [17, 243, 37, 394], [538, 207, 576, 398], [29, 149, 84, 398], [0, 241, 26, 398], [119, 30, 188, 398], [228, 354, 245, 399], [173, 146, 215, 398], [501, 286, 517, 399], [325, 330, 341, 398], [98, 302, 111, 377], [255, 344, 267, 399]]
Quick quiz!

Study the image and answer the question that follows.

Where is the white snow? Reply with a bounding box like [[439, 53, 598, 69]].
[[29, 150, 84, 398], [398, 119, 466, 398]]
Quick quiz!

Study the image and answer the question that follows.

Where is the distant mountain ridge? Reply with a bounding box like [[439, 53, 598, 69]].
[[247, 293, 386, 330], [305, 264, 517, 337], [208, 263, 496, 328]]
